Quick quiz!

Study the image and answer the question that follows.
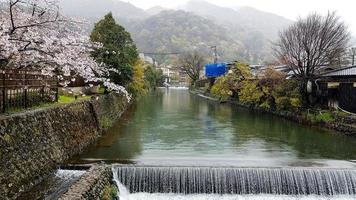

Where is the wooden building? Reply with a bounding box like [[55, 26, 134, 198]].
[[318, 66, 356, 113]]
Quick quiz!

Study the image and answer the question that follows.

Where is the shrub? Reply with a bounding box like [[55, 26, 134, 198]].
[[275, 97, 290, 111], [290, 98, 302, 108], [211, 76, 232, 101], [226, 62, 253, 96], [239, 80, 264, 105], [259, 100, 271, 110], [272, 80, 302, 111]]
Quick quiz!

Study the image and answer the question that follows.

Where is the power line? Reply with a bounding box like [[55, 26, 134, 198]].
[[141, 52, 182, 56]]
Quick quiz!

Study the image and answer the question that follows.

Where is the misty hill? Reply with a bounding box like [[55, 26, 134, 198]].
[[146, 6, 167, 16], [124, 10, 243, 63], [181, 0, 293, 63], [59, 0, 294, 63], [60, 0, 147, 20], [182, 0, 292, 40]]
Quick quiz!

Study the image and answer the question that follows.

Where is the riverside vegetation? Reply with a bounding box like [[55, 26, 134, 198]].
[[207, 62, 354, 130]]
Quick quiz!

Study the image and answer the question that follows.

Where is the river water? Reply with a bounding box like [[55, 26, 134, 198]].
[[77, 88, 356, 168], [73, 88, 356, 199]]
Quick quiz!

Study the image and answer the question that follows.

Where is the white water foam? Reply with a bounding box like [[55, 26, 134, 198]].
[[122, 193, 356, 200], [55, 169, 86, 179], [113, 166, 356, 200]]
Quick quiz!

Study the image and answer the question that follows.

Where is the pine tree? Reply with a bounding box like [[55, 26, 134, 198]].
[[90, 13, 138, 86]]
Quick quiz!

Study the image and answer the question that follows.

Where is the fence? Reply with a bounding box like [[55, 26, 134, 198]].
[[0, 69, 58, 113]]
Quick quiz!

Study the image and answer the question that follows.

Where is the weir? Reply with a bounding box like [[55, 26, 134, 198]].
[[113, 166, 356, 196]]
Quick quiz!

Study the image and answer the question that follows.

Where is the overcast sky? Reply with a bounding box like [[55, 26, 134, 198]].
[[126, 0, 356, 35]]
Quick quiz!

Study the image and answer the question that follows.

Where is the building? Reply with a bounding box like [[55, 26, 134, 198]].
[[139, 53, 156, 65], [157, 65, 188, 86], [318, 66, 356, 113]]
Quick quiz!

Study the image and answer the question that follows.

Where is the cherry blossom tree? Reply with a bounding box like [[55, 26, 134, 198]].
[[0, 0, 130, 99]]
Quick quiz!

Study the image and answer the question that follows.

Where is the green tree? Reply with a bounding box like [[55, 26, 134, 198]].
[[128, 59, 149, 98], [90, 13, 138, 86], [239, 80, 264, 105], [272, 80, 302, 111], [211, 76, 232, 101], [144, 65, 164, 89], [226, 61, 253, 98]]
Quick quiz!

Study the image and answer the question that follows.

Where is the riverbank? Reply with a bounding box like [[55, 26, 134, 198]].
[[191, 89, 356, 137], [0, 93, 130, 199]]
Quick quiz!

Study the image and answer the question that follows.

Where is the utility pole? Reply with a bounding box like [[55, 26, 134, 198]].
[[351, 47, 356, 66], [210, 46, 218, 64], [208, 46, 218, 90]]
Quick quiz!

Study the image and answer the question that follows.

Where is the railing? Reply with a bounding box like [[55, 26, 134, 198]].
[[0, 69, 58, 113]]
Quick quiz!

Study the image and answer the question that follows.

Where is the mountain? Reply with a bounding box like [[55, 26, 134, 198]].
[[59, 0, 293, 64], [124, 10, 244, 63], [146, 6, 167, 16], [181, 0, 293, 63], [60, 0, 148, 20], [182, 0, 292, 40]]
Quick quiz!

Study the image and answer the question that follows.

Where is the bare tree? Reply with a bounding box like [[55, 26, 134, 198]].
[[177, 51, 205, 85], [274, 12, 350, 103]]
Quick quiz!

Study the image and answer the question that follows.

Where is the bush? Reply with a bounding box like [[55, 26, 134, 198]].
[[259, 100, 271, 110], [239, 80, 264, 105], [226, 62, 253, 96], [272, 80, 302, 111], [209, 62, 302, 113], [290, 98, 302, 108], [275, 97, 291, 111], [211, 76, 232, 101]]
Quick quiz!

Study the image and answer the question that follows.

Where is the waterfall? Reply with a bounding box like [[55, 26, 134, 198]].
[[113, 166, 356, 196]]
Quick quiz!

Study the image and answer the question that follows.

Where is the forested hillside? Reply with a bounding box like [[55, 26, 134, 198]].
[[182, 1, 292, 63], [59, 0, 294, 64], [124, 11, 243, 63]]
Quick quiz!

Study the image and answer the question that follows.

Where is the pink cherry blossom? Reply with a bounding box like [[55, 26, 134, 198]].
[[0, 0, 131, 100]]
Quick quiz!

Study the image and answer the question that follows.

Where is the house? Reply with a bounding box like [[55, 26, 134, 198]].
[[157, 65, 188, 86], [318, 66, 356, 113]]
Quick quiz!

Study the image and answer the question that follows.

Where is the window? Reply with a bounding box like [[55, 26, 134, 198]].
[[327, 82, 340, 88]]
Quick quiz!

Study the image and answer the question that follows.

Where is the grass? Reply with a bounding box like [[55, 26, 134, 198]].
[[4, 95, 92, 115], [315, 112, 334, 123], [102, 186, 118, 200], [58, 95, 91, 104], [304, 111, 335, 123]]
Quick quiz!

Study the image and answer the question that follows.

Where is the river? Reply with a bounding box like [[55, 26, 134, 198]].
[[76, 88, 356, 168]]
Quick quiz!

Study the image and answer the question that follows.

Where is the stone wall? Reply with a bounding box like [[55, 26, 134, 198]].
[[0, 93, 129, 199], [59, 165, 114, 200], [91, 93, 129, 131]]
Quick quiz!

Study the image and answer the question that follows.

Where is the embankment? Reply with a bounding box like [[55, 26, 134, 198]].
[[58, 165, 114, 200], [0, 93, 129, 199], [191, 90, 356, 136]]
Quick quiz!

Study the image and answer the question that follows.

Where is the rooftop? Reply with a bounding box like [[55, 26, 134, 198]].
[[321, 66, 356, 77]]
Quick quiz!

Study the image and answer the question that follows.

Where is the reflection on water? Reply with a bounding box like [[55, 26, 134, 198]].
[[77, 88, 356, 167]]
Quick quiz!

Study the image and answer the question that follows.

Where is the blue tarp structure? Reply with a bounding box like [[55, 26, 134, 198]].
[[205, 63, 227, 77]]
